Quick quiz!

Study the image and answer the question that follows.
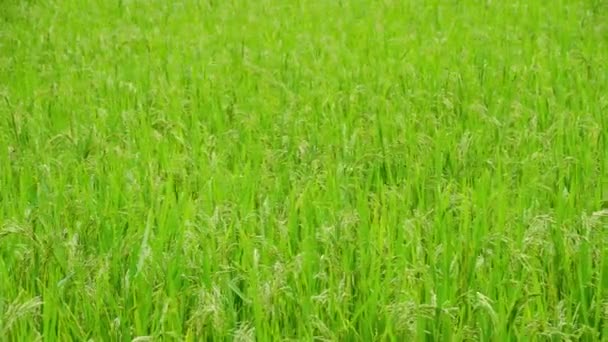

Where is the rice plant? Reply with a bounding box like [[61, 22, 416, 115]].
[[1, 0, 607, 340]]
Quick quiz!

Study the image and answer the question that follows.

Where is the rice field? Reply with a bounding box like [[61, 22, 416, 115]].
[[1, 0, 608, 340]]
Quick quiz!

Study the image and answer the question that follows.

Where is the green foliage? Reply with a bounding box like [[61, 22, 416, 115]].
[[1, 0, 607, 340]]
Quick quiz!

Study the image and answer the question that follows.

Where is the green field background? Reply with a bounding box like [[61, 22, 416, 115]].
[[1, 0, 608, 340]]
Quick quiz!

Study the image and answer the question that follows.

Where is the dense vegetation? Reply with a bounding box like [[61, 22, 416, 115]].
[[1, 0, 607, 340]]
